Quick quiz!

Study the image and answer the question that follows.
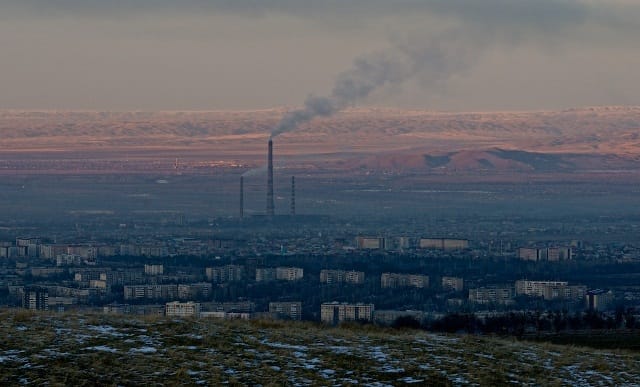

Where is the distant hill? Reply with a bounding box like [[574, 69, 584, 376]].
[[334, 149, 640, 173], [1, 107, 640, 174]]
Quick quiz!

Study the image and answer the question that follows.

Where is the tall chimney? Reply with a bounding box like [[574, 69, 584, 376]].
[[290, 176, 296, 216], [240, 176, 244, 219], [266, 139, 275, 216]]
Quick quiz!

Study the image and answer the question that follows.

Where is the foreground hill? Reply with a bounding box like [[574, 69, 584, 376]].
[[1, 311, 638, 385]]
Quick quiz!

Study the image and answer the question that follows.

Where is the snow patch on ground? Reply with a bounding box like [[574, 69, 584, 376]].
[[85, 345, 118, 353]]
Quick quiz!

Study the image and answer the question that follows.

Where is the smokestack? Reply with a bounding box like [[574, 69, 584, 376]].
[[240, 176, 244, 219], [266, 139, 275, 216], [290, 176, 295, 216]]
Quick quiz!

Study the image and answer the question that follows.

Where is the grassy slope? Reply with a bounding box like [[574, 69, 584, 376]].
[[0, 310, 638, 385]]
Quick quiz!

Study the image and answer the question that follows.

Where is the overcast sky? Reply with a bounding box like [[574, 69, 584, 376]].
[[2, 0, 640, 111]]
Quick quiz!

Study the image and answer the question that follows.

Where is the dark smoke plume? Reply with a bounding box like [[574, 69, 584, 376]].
[[271, 31, 474, 138]]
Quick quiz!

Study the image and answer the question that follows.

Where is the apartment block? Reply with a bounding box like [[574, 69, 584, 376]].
[[23, 287, 49, 311], [269, 302, 302, 320], [276, 267, 304, 281], [255, 268, 277, 282], [124, 284, 179, 300], [165, 301, 201, 318], [320, 269, 365, 284], [144, 264, 164, 276], [515, 280, 586, 301], [518, 247, 572, 262], [468, 286, 514, 305], [321, 302, 374, 325], [442, 276, 464, 292], [419, 238, 469, 250], [586, 289, 614, 311], [355, 237, 386, 250], [206, 265, 244, 283], [381, 273, 429, 289]]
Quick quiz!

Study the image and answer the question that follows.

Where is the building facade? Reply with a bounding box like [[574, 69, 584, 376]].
[[23, 287, 49, 311], [468, 286, 514, 305], [321, 302, 374, 325], [269, 302, 302, 320], [381, 273, 429, 289], [165, 301, 201, 318], [442, 276, 464, 292], [320, 269, 365, 285]]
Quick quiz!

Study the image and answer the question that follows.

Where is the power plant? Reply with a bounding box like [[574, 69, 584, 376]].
[[267, 138, 275, 217], [239, 138, 300, 219], [290, 176, 296, 216], [239, 175, 244, 219]]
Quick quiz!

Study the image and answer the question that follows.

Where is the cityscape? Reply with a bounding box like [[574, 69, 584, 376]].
[[2, 0, 640, 385]]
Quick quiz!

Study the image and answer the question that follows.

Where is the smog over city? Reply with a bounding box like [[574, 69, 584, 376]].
[[1, 1, 640, 384]]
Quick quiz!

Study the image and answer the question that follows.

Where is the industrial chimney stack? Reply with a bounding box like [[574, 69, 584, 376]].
[[291, 176, 296, 216], [240, 176, 244, 219], [266, 139, 275, 216]]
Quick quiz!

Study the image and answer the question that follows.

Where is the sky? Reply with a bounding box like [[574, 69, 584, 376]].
[[2, 0, 640, 111]]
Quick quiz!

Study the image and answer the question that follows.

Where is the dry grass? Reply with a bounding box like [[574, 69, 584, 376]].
[[0, 309, 638, 385]]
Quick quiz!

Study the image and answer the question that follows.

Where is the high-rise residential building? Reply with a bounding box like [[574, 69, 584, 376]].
[[23, 287, 49, 311]]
